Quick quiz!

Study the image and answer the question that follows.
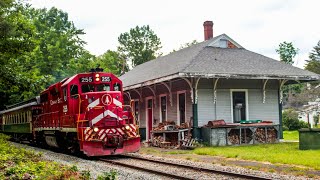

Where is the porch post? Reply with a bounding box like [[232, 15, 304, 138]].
[[278, 88, 283, 139], [192, 87, 200, 139]]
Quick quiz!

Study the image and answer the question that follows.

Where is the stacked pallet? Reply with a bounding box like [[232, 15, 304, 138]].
[[152, 121, 189, 131], [266, 128, 277, 143], [177, 122, 189, 129], [255, 128, 266, 143], [152, 135, 165, 147], [227, 129, 240, 144], [240, 128, 253, 144]]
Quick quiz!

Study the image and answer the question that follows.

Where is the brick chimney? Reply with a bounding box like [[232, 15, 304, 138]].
[[203, 21, 213, 40]]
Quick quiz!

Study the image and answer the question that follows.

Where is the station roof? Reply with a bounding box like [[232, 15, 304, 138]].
[[120, 34, 319, 90]]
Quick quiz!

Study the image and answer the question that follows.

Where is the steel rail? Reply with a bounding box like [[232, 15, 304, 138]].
[[120, 155, 272, 180], [100, 158, 193, 180]]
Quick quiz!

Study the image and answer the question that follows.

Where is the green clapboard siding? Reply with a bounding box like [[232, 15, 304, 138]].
[[299, 128, 320, 150], [3, 123, 32, 133]]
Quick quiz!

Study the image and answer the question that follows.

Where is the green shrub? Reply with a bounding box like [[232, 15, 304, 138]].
[[0, 133, 90, 180], [283, 126, 289, 131], [81, 170, 91, 180], [282, 109, 309, 130], [97, 170, 117, 180], [299, 121, 309, 129]]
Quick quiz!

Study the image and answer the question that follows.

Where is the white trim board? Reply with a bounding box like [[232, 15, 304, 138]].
[[230, 89, 249, 122], [177, 91, 187, 125], [133, 99, 140, 123], [159, 94, 167, 123]]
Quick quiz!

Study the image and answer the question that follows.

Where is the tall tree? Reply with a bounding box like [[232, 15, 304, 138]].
[[275, 42, 302, 107], [66, 50, 95, 75], [0, 3, 91, 109], [305, 41, 320, 74], [27, 7, 87, 82], [276, 41, 299, 65], [93, 50, 128, 76], [170, 40, 198, 53], [0, 0, 49, 108], [118, 25, 162, 68]]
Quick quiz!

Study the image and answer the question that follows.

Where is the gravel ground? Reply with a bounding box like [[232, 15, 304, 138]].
[[104, 157, 236, 179], [10, 142, 316, 180], [10, 142, 168, 180], [127, 153, 316, 180]]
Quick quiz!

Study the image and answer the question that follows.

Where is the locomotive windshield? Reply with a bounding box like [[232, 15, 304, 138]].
[[81, 84, 94, 93], [81, 84, 118, 93], [97, 84, 110, 91]]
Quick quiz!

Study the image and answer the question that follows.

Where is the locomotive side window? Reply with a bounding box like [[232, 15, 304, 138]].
[[63, 87, 67, 101], [70, 85, 78, 98], [82, 84, 94, 93], [50, 87, 59, 97], [97, 84, 110, 91], [114, 83, 121, 91], [40, 93, 49, 103]]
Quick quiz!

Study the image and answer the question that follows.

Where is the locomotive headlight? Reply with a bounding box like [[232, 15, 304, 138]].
[[125, 125, 130, 130], [95, 74, 100, 77], [95, 77, 100, 81], [93, 127, 99, 132]]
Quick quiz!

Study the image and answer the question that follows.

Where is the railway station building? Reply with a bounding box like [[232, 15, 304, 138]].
[[119, 21, 320, 141]]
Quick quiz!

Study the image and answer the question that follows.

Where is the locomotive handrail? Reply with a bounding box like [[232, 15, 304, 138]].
[[77, 120, 89, 122], [37, 111, 59, 116], [74, 94, 85, 141]]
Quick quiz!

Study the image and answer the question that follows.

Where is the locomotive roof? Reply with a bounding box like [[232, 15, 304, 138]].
[[0, 98, 39, 114], [61, 72, 120, 87], [119, 34, 320, 90]]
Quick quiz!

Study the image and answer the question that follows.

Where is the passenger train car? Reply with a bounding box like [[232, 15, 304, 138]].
[[0, 69, 140, 156]]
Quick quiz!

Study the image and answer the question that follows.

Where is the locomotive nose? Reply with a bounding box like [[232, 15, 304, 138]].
[[83, 91, 123, 127]]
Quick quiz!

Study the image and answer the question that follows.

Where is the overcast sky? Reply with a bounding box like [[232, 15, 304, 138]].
[[30, 0, 320, 68]]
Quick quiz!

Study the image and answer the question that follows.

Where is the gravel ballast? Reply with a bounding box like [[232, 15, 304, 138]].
[[10, 142, 315, 180]]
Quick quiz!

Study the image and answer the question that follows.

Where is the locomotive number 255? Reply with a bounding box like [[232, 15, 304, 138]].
[[80, 77, 93, 83], [101, 76, 111, 82]]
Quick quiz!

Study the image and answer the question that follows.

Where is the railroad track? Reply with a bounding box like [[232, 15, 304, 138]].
[[100, 155, 272, 180]]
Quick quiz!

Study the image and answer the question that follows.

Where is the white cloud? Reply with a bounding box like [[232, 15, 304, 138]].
[[29, 0, 320, 68]]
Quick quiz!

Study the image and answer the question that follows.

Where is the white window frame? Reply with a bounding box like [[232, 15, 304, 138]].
[[159, 94, 167, 123], [145, 96, 153, 140], [230, 89, 249, 122], [133, 99, 140, 123], [177, 90, 187, 125]]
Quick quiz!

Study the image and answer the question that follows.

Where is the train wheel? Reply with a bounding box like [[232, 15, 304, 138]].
[[69, 142, 80, 155]]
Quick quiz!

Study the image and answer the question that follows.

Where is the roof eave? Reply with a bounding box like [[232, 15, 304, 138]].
[[179, 72, 320, 81], [123, 74, 180, 91], [122, 72, 320, 91]]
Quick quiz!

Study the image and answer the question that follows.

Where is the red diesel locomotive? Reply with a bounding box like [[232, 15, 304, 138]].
[[0, 69, 140, 156]]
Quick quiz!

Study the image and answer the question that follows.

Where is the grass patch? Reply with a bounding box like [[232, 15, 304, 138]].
[[283, 131, 299, 141], [140, 148, 161, 154], [0, 133, 116, 179], [192, 143, 320, 170], [165, 150, 190, 155]]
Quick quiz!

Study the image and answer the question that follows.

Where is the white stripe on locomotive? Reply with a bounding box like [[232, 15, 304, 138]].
[[87, 98, 100, 109]]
